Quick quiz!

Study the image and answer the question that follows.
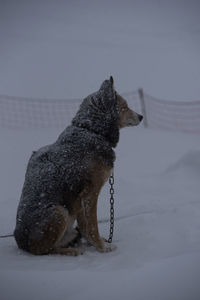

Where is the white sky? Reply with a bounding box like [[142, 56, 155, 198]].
[[0, 0, 200, 100]]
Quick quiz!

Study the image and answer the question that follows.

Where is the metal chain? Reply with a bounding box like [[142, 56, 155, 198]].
[[107, 91, 117, 243], [107, 171, 115, 243]]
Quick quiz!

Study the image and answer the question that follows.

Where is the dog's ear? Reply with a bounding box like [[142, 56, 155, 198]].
[[110, 76, 114, 86]]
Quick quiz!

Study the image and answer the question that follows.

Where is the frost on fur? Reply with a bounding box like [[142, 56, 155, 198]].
[[14, 78, 118, 253]]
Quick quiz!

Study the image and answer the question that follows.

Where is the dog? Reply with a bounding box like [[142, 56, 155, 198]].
[[14, 77, 143, 256]]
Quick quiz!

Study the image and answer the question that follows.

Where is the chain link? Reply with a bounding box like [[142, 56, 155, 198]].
[[107, 171, 115, 243], [107, 91, 117, 243]]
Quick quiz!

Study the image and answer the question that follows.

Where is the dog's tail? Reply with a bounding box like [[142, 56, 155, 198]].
[[0, 233, 14, 238]]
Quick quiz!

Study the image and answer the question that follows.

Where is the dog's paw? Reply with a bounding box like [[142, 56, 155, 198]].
[[49, 247, 83, 256], [98, 241, 117, 253], [66, 248, 83, 256]]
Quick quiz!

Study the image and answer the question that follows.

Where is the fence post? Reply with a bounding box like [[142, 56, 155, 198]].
[[138, 88, 148, 127]]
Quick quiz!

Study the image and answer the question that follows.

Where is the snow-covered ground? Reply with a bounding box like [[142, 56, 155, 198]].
[[1, 126, 200, 300]]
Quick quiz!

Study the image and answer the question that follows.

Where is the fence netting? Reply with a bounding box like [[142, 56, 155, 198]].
[[0, 95, 82, 129], [0, 91, 200, 134], [0, 92, 140, 130], [144, 93, 200, 134]]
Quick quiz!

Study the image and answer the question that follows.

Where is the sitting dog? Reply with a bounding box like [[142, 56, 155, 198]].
[[14, 77, 143, 256]]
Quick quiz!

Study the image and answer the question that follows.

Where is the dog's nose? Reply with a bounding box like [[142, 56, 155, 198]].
[[138, 114, 143, 122]]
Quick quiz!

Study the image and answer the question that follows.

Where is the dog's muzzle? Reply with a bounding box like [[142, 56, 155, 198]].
[[127, 111, 143, 126]]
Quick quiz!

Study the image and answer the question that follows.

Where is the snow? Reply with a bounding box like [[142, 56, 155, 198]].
[[1, 127, 200, 300], [1, 0, 200, 299]]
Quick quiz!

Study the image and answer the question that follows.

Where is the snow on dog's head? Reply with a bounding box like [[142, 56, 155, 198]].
[[72, 77, 142, 147]]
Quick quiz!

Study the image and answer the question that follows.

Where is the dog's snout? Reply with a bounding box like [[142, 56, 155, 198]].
[[138, 114, 143, 122]]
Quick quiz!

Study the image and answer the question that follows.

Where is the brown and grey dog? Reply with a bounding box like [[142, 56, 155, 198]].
[[14, 77, 143, 256]]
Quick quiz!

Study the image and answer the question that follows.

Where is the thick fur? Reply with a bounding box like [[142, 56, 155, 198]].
[[14, 77, 142, 255]]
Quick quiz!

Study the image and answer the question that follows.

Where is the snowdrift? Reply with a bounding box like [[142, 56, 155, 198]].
[[166, 150, 200, 177], [1, 127, 200, 300]]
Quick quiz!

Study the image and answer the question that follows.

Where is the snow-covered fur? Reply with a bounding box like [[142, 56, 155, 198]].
[[14, 77, 142, 255], [72, 78, 119, 148], [14, 77, 118, 253]]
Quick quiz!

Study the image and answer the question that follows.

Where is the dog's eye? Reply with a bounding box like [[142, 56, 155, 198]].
[[121, 107, 128, 112]]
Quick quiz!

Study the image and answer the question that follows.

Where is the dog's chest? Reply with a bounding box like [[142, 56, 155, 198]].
[[90, 160, 112, 190]]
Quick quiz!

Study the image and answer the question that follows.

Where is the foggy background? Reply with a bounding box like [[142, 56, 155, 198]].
[[0, 0, 200, 100]]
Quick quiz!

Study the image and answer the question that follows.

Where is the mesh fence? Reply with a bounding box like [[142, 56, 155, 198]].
[[0, 95, 82, 129], [0, 91, 200, 134], [0, 92, 140, 130], [143, 93, 200, 134]]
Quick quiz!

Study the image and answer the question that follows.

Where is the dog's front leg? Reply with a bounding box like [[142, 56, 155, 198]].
[[77, 196, 115, 253], [77, 196, 103, 250]]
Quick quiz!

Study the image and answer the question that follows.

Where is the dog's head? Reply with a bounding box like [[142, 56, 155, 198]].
[[109, 76, 143, 129], [72, 76, 143, 147]]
